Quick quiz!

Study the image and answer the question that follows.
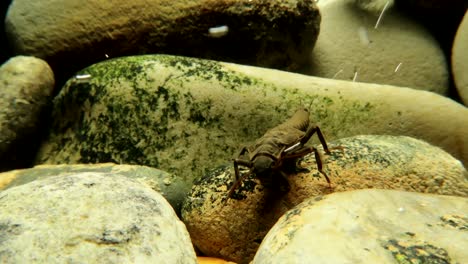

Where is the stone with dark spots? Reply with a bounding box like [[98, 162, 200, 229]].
[[181, 135, 467, 263], [253, 189, 467, 263], [0, 172, 196, 263]]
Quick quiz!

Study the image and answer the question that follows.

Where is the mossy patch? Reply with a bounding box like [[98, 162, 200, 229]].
[[36, 55, 382, 189], [383, 239, 451, 264]]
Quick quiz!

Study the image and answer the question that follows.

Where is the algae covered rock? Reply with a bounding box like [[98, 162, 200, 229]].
[[35, 55, 468, 190], [0, 172, 197, 263], [181, 135, 467, 263], [253, 189, 468, 264], [0, 163, 187, 213]]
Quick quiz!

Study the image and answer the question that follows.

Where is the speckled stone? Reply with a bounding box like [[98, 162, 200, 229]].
[[0, 163, 187, 214], [0, 172, 197, 263], [34, 55, 468, 186], [253, 189, 468, 264], [452, 11, 468, 105], [0, 56, 54, 172], [5, 0, 320, 81], [181, 135, 467, 263], [306, 0, 449, 94]]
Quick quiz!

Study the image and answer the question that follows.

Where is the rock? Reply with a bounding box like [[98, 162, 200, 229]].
[[5, 0, 320, 82], [452, 11, 468, 105], [198, 256, 236, 264], [305, 0, 448, 94], [0, 56, 54, 172], [181, 135, 467, 263], [0, 172, 197, 263], [395, 0, 467, 62], [34, 55, 468, 183], [0, 163, 187, 214], [253, 189, 468, 264], [354, 0, 394, 14], [396, 0, 467, 16]]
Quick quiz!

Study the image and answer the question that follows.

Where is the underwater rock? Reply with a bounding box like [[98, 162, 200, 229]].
[[306, 0, 449, 94], [5, 0, 320, 81], [452, 11, 468, 105], [253, 189, 468, 264], [0, 163, 187, 214], [0, 56, 54, 172], [34, 55, 468, 184], [0, 172, 197, 263], [181, 135, 467, 263]]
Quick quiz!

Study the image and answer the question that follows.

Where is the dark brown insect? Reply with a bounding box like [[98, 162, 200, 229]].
[[228, 108, 332, 198]]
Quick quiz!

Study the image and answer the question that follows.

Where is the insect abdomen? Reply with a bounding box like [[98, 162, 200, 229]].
[[278, 108, 310, 131]]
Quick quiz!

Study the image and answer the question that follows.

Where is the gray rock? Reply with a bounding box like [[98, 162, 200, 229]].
[[306, 0, 449, 94], [0, 172, 197, 263], [181, 135, 467, 263], [0, 56, 54, 171], [0, 163, 187, 214], [253, 189, 468, 264], [452, 11, 468, 105], [34, 55, 468, 186], [5, 0, 320, 80]]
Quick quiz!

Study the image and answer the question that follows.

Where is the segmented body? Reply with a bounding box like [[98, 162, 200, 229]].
[[228, 107, 333, 198], [247, 108, 310, 160]]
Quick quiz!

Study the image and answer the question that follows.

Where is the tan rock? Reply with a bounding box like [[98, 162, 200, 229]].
[[306, 0, 449, 94], [181, 135, 468, 263], [452, 11, 468, 105], [0, 56, 54, 171], [253, 189, 468, 264], [5, 0, 320, 80]]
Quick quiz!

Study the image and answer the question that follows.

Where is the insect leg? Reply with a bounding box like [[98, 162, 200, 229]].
[[312, 147, 331, 187], [228, 168, 254, 198], [282, 146, 331, 187], [233, 158, 252, 181], [300, 125, 331, 153], [237, 146, 249, 157]]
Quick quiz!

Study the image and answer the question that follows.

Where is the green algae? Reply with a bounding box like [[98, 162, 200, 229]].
[[383, 239, 451, 264], [36, 55, 381, 186]]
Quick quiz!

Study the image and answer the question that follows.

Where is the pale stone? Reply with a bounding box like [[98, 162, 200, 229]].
[[253, 189, 468, 264], [0, 56, 54, 171], [0, 163, 187, 213], [0, 172, 197, 263], [452, 11, 468, 105], [306, 0, 449, 94], [181, 135, 467, 263]]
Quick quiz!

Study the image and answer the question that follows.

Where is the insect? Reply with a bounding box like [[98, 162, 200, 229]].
[[227, 108, 333, 198]]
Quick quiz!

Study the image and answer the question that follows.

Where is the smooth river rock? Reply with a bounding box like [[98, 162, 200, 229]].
[[5, 0, 320, 81], [0, 56, 54, 172], [452, 10, 468, 105], [253, 189, 468, 264], [0, 172, 197, 263], [34, 55, 468, 187], [0, 163, 187, 214], [181, 135, 467, 263], [306, 0, 448, 94]]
